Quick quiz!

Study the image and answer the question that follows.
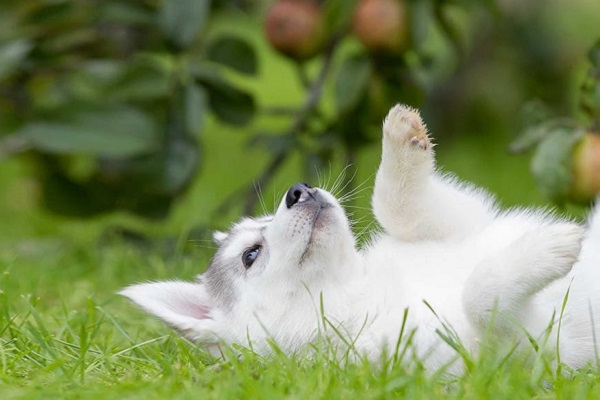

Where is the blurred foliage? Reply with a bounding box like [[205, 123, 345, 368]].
[[511, 41, 600, 206], [0, 0, 257, 218], [243, 0, 599, 213], [0, 0, 598, 222]]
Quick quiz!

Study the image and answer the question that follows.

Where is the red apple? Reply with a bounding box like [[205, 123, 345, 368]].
[[264, 0, 326, 61], [352, 0, 409, 54]]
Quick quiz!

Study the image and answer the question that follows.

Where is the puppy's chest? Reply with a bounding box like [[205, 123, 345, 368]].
[[360, 242, 476, 318]]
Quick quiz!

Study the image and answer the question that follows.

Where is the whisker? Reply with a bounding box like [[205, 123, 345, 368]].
[[334, 165, 358, 198], [327, 161, 334, 191], [192, 245, 218, 250], [315, 163, 325, 189], [342, 205, 372, 211], [349, 216, 368, 227], [254, 182, 269, 216], [338, 175, 374, 204], [328, 163, 348, 195], [321, 160, 334, 192], [356, 220, 378, 241], [338, 186, 370, 205], [272, 187, 286, 213], [339, 189, 369, 204], [330, 163, 356, 197]]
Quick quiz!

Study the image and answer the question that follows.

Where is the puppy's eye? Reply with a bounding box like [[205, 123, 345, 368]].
[[242, 246, 261, 269]]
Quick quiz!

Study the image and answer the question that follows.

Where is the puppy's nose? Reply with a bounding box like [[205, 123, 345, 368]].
[[286, 182, 312, 208]]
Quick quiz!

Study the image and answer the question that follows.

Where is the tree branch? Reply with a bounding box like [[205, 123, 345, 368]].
[[241, 38, 341, 214], [216, 37, 342, 217]]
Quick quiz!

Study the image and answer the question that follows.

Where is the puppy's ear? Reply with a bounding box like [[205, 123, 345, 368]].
[[213, 231, 228, 245], [120, 281, 219, 342]]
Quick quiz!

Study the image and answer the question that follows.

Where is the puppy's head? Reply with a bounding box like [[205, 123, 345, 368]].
[[121, 183, 358, 352]]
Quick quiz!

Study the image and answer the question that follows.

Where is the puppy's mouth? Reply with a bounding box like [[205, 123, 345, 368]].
[[312, 201, 334, 229], [282, 182, 345, 263]]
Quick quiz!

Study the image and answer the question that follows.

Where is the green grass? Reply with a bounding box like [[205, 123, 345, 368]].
[[2, 242, 600, 399]]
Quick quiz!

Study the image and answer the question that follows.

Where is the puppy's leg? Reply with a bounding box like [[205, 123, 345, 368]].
[[372, 104, 496, 241], [463, 223, 583, 332]]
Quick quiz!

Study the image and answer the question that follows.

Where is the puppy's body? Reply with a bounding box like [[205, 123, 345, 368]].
[[122, 105, 600, 371]]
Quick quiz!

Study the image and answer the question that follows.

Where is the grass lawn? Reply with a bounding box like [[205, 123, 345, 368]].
[[1, 13, 599, 400], [2, 238, 600, 399], [1, 121, 598, 398]]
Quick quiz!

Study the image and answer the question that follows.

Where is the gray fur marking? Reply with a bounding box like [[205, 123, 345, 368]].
[[202, 216, 272, 309]]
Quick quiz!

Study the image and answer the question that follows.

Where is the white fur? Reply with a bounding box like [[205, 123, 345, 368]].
[[121, 104, 600, 371]]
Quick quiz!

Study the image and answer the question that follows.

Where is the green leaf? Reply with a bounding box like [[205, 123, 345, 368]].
[[509, 118, 578, 154], [159, 0, 210, 49], [122, 100, 201, 196], [335, 54, 372, 114], [68, 60, 125, 101], [195, 68, 255, 126], [40, 169, 109, 217], [207, 84, 255, 126], [98, 1, 155, 26], [124, 193, 174, 219], [108, 61, 171, 101], [509, 125, 552, 154], [432, 1, 465, 59], [163, 136, 199, 194], [588, 39, 600, 68], [17, 106, 159, 157], [79, 60, 125, 86], [0, 39, 32, 81], [409, 0, 434, 51], [206, 35, 257, 75], [127, 130, 200, 196], [531, 129, 582, 204], [324, 0, 360, 35], [248, 133, 296, 154], [184, 83, 207, 139]]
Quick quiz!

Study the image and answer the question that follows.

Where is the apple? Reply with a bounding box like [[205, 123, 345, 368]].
[[352, 0, 409, 54], [264, 0, 326, 61], [569, 132, 600, 203]]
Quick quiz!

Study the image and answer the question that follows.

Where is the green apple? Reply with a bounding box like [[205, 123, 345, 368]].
[[569, 132, 600, 203]]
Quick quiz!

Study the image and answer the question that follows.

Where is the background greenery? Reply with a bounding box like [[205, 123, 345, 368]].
[[0, 0, 599, 398]]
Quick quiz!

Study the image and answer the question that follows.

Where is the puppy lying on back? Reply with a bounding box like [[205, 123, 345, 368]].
[[122, 104, 600, 371]]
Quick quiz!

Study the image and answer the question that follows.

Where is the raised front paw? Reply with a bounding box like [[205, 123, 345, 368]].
[[383, 104, 432, 151]]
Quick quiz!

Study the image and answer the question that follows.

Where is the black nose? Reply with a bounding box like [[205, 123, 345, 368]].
[[285, 182, 312, 209]]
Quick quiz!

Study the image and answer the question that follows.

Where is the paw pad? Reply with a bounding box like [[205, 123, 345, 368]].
[[409, 136, 429, 150], [383, 104, 431, 150]]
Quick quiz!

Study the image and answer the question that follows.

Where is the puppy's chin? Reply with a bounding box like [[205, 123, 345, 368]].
[[300, 205, 356, 268], [309, 205, 345, 244]]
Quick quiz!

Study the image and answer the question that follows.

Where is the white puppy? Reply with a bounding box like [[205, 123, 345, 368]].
[[122, 105, 600, 371]]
